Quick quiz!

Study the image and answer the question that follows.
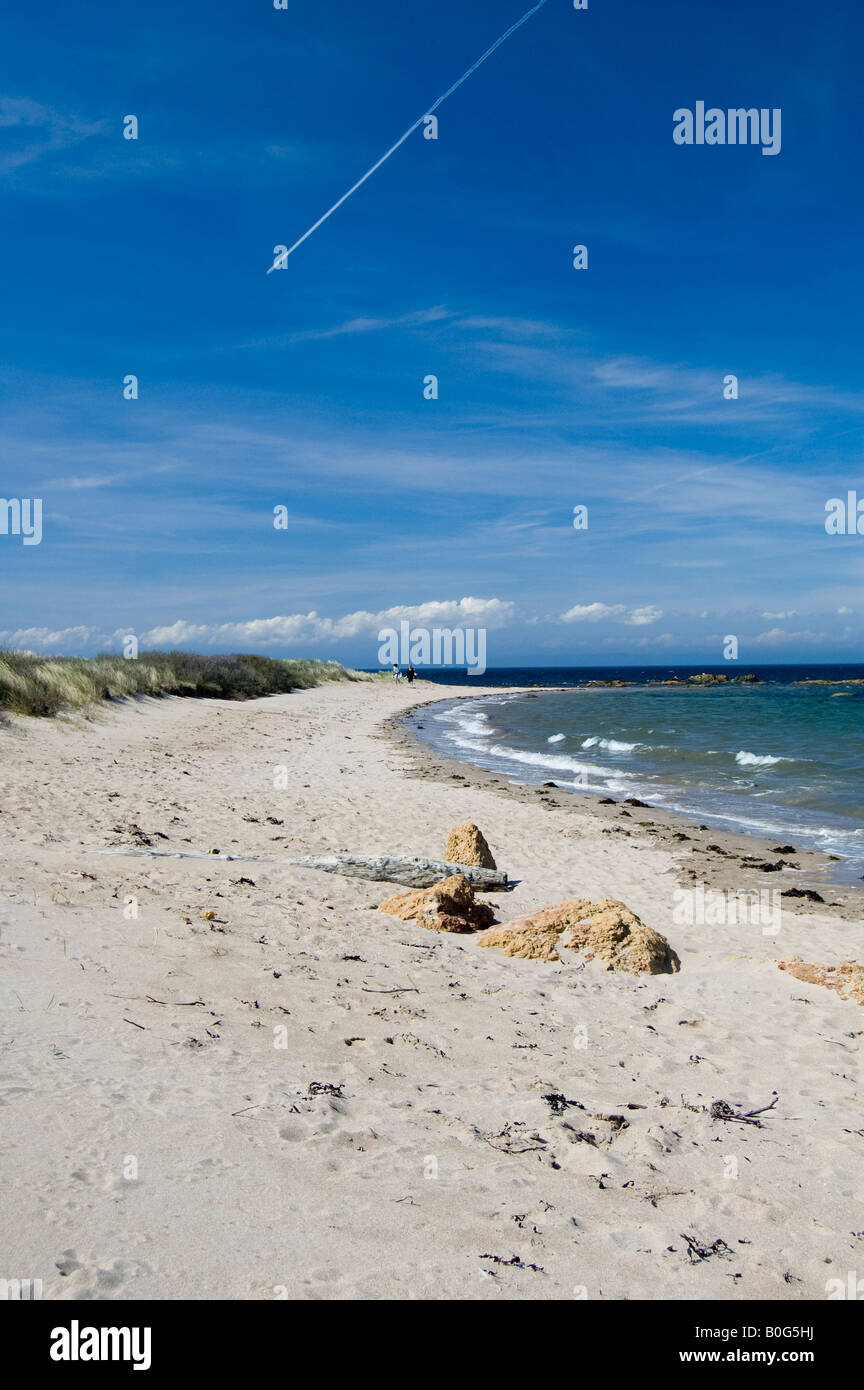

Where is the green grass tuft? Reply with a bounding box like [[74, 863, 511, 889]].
[[0, 650, 377, 718]]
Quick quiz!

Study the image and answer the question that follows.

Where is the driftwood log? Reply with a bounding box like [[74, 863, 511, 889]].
[[289, 854, 511, 890]]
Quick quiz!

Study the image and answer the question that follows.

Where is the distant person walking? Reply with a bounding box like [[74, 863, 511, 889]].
[[406, 665, 416, 686], [392, 664, 401, 682]]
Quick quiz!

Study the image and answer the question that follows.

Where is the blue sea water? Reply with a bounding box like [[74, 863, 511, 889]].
[[405, 666, 864, 880]]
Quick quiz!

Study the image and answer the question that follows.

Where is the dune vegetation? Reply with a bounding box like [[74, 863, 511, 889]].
[[0, 650, 377, 719]]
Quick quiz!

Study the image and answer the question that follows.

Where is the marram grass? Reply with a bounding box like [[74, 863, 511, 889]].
[[0, 650, 379, 719]]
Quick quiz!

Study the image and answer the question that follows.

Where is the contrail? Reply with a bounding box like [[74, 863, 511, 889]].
[[267, 0, 551, 271]]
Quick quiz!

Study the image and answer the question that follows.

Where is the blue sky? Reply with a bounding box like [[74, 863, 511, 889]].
[[1, 0, 862, 667]]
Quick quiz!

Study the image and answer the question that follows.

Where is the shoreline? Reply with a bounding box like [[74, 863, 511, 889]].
[[383, 687, 863, 915]]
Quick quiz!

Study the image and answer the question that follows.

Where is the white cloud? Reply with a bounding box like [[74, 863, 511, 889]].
[[0, 624, 108, 650], [1, 601, 514, 656], [141, 598, 516, 650], [560, 602, 662, 626], [560, 603, 620, 623], [625, 605, 664, 626]]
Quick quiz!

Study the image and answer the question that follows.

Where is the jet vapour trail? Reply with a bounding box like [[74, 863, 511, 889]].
[[267, 0, 551, 271]]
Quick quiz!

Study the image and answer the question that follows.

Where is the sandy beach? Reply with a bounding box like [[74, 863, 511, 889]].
[[1, 678, 862, 1301]]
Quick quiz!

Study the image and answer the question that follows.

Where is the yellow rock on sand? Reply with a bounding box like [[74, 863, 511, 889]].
[[476, 897, 679, 974], [475, 899, 597, 962], [474, 916, 562, 962], [778, 958, 864, 1005], [377, 874, 496, 934], [443, 822, 496, 870], [566, 902, 677, 974]]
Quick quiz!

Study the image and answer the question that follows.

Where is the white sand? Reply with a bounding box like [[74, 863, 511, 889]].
[[0, 680, 861, 1300]]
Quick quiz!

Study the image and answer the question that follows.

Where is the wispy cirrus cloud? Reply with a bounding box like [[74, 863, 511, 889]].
[[39, 473, 127, 491], [240, 308, 565, 352], [467, 333, 864, 429], [301, 306, 454, 342], [0, 97, 106, 172], [244, 306, 455, 349]]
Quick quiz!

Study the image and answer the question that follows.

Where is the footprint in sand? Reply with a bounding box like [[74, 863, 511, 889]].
[[54, 1249, 151, 1299]]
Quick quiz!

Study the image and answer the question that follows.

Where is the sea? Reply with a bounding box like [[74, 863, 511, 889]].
[[402, 665, 864, 883]]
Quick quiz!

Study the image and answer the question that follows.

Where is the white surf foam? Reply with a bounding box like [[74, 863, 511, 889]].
[[581, 736, 639, 753], [735, 751, 787, 768]]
